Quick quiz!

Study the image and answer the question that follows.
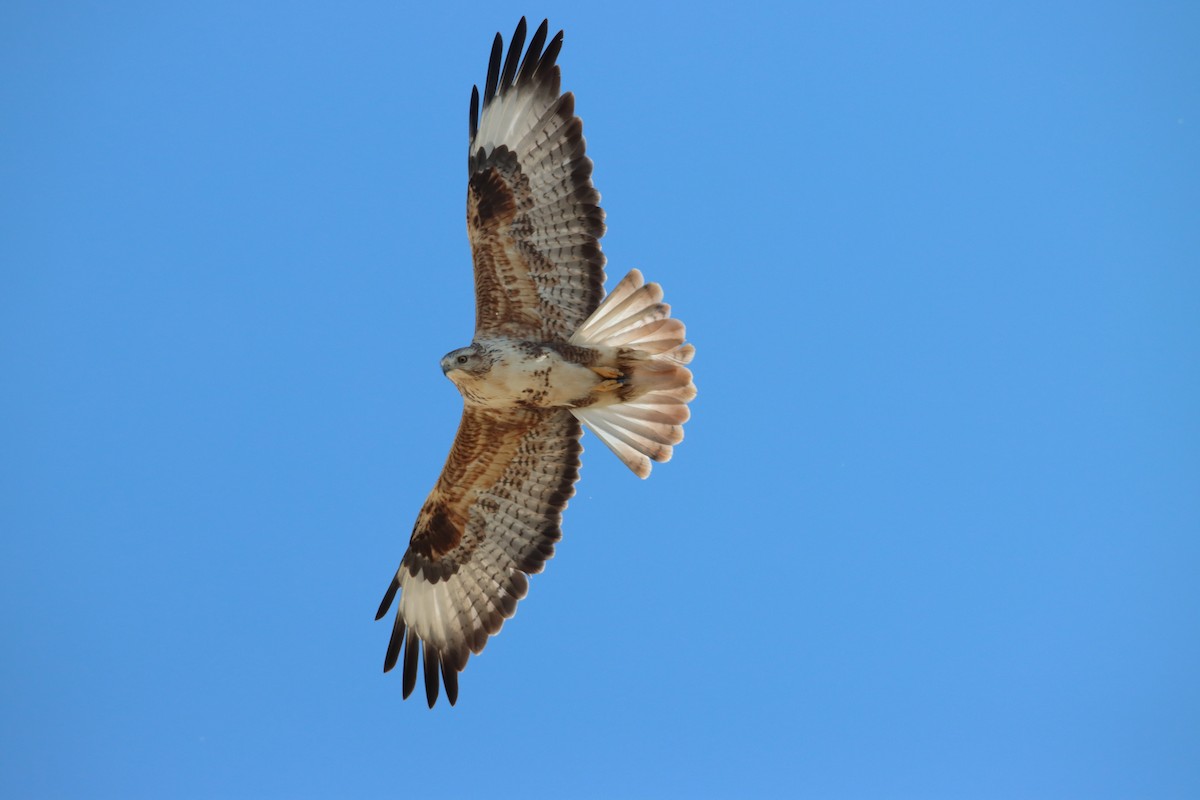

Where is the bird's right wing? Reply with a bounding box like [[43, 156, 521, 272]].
[[375, 406, 582, 706]]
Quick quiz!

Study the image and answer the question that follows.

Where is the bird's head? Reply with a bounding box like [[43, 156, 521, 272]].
[[441, 344, 490, 385]]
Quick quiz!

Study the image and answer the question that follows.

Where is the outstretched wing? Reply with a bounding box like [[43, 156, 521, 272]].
[[467, 17, 606, 340], [376, 408, 582, 706]]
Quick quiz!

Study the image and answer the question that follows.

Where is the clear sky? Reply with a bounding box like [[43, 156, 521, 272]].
[[2, 2, 1198, 798]]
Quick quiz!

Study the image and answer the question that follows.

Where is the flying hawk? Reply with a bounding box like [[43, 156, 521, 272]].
[[376, 18, 696, 707]]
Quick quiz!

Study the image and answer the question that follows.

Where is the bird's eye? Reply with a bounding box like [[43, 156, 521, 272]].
[[456, 355, 469, 365]]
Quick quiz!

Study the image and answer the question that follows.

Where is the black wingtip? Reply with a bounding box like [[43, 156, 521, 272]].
[[441, 659, 459, 706], [498, 17, 527, 97], [375, 575, 401, 620], [401, 628, 419, 700], [469, 84, 479, 142], [423, 644, 441, 708], [518, 20, 549, 85], [537, 30, 564, 81], [483, 32, 502, 105], [383, 614, 405, 673], [472, 18, 563, 152]]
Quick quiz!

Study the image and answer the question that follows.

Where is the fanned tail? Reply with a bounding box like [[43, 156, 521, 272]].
[[569, 270, 696, 478]]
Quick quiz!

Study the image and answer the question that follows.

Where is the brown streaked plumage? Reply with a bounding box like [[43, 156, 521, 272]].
[[376, 18, 696, 708]]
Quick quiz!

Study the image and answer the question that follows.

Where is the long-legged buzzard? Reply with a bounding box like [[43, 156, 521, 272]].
[[376, 18, 696, 707]]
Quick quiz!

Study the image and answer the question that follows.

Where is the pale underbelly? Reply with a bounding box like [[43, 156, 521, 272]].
[[468, 345, 601, 409]]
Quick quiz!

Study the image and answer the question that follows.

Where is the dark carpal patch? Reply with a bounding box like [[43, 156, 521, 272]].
[[469, 158, 519, 227], [405, 502, 469, 583], [411, 505, 459, 559]]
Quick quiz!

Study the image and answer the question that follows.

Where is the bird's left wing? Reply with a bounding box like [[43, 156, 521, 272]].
[[376, 407, 581, 707], [466, 18, 606, 340]]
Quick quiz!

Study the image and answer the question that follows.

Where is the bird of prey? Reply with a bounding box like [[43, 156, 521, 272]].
[[375, 18, 695, 707]]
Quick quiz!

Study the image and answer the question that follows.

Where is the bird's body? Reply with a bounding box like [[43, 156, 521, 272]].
[[376, 18, 695, 707], [442, 337, 607, 410]]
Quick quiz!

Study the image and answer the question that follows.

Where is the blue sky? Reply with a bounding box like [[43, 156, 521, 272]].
[[2, 2, 1197, 797]]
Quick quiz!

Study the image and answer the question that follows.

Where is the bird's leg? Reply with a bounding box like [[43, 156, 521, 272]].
[[589, 365, 624, 393]]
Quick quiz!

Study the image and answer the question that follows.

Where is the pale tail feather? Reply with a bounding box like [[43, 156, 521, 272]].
[[569, 269, 696, 478], [569, 269, 647, 343]]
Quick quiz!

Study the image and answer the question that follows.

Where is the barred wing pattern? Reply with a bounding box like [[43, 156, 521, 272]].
[[466, 17, 606, 340], [375, 408, 581, 706]]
